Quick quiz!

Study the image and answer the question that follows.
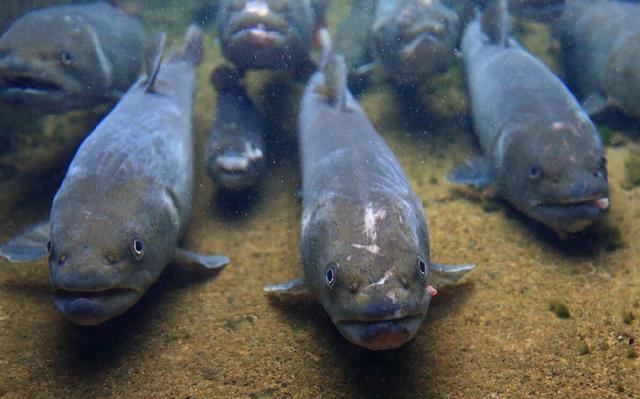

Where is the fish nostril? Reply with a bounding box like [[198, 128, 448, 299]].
[[399, 276, 409, 288], [349, 280, 360, 293]]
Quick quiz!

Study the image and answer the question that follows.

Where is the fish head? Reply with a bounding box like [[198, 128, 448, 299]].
[[217, 0, 314, 69], [0, 10, 113, 112], [501, 118, 610, 236], [302, 199, 432, 350], [48, 181, 180, 325], [373, 0, 460, 83]]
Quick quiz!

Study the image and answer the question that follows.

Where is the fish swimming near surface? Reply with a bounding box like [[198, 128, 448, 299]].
[[450, 0, 609, 238], [0, 1, 145, 114], [372, 0, 461, 85], [265, 30, 473, 351], [0, 25, 229, 326], [554, 0, 640, 118], [205, 65, 266, 191], [216, 0, 316, 70]]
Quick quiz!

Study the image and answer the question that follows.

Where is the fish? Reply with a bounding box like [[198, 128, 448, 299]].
[[443, 0, 566, 25], [0, 1, 145, 114], [205, 65, 266, 191], [372, 0, 461, 85], [0, 25, 229, 326], [216, 0, 315, 70], [554, 0, 640, 118], [449, 0, 609, 238], [265, 31, 473, 351]]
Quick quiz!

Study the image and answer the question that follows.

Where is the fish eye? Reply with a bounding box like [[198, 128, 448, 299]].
[[417, 258, 427, 277], [131, 238, 144, 261], [60, 51, 73, 66], [528, 164, 542, 180], [325, 264, 336, 289], [46, 241, 53, 254]]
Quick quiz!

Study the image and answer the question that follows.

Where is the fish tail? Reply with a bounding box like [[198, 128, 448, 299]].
[[177, 23, 204, 66], [480, 0, 510, 46]]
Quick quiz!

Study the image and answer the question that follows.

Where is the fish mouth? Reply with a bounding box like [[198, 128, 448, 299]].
[[335, 313, 425, 350], [227, 14, 288, 47], [0, 74, 64, 94], [52, 287, 140, 326], [537, 196, 610, 212]]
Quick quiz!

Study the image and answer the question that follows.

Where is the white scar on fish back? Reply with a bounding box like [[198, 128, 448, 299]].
[[351, 243, 381, 255], [363, 203, 386, 241]]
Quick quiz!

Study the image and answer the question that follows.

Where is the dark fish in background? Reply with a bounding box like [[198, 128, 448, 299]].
[[554, 0, 640, 118], [372, 0, 461, 85], [0, 26, 229, 326], [206, 65, 266, 191], [266, 31, 473, 350], [0, 1, 145, 114], [333, 0, 378, 91], [216, 0, 316, 70], [450, 0, 609, 238]]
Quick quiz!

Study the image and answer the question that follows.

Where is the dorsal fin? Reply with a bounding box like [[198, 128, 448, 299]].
[[480, 0, 510, 47], [312, 28, 348, 111], [145, 32, 167, 93]]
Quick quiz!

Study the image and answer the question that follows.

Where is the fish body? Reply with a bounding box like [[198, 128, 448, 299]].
[[217, 0, 315, 70], [372, 0, 461, 84], [206, 67, 266, 191], [0, 26, 228, 325], [266, 49, 472, 350], [452, 0, 609, 237], [555, 0, 640, 117], [0, 1, 144, 113]]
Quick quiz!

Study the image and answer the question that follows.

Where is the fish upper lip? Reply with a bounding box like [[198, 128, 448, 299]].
[[228, 14, 287, 37]]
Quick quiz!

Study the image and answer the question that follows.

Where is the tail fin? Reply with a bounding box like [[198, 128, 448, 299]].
[[176, 24, 204, 66], [480, 0, 510, 46]]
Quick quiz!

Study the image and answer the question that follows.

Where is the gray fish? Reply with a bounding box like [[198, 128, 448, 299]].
[[450, 0, 609, 238], [0, 1, 145, 114], [444, 0, 566, 25], [266, 36, 473, 350], [216, 0, 315, 70], [372, 0, 461, 84], [554, 0, 640, 118], [0, 26, 229, 326], [206, 66, 266, 191]]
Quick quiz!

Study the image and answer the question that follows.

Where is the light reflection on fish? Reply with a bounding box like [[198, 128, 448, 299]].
[[0, 1, 145, 114]]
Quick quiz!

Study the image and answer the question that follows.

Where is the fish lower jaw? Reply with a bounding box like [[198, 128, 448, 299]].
[[538, 196, 610, 212], [53, 287, 140, 326], [335, 314, 425, 351]]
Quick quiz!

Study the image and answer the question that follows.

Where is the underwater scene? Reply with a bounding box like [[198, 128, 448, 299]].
[[0, 0, 638, 397]]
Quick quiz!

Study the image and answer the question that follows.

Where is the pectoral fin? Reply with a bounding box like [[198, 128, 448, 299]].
[[0, 220, 50, 263], [430, 263, 475, 288], [264, 277, 313, 300], [447, 156, 494, 191], [174, 248, 229, 272]]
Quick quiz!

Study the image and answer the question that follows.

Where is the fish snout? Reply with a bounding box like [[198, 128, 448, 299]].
[[207, 145, 264, 190]]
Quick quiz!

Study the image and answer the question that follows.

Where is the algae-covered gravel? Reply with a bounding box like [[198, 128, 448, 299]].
[[0, 1, 638, 398]]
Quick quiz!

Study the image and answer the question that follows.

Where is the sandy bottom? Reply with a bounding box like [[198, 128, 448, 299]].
[[0, 2, 638, 398]]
